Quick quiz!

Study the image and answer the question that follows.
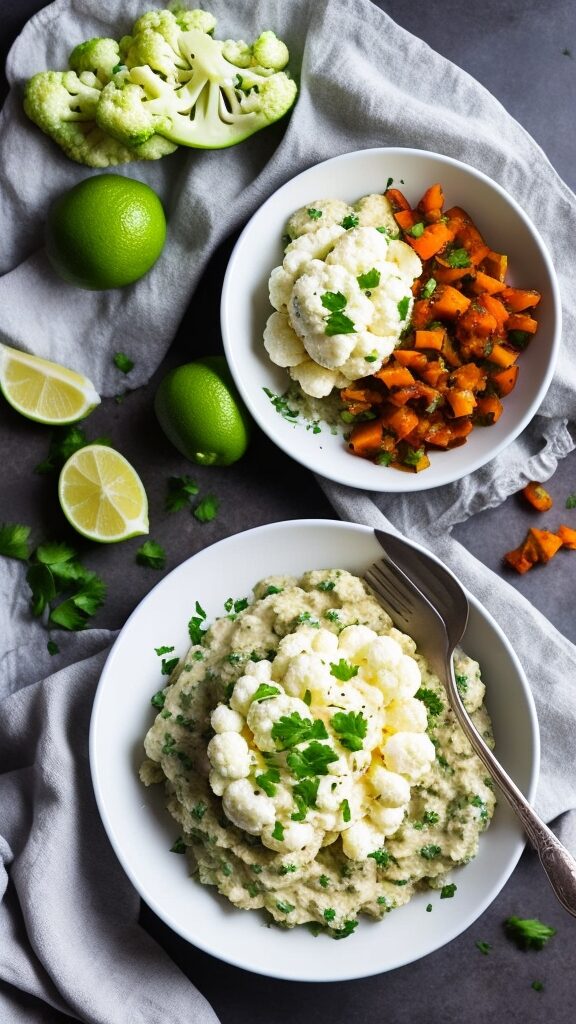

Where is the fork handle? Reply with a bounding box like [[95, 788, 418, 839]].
[[446, 663, 576, 917]]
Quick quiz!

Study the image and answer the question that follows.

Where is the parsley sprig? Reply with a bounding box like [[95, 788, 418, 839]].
[[271, 712, 328, 749], [33, 425, 110, 475], [165, 475, 199, 512], [330, 710, 367, 751]]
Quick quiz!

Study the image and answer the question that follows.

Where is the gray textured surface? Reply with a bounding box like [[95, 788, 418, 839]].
[[1, 1, 576, 1021]]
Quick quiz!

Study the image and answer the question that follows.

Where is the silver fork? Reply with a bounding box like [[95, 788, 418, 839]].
[[364, 528, 576, 917]]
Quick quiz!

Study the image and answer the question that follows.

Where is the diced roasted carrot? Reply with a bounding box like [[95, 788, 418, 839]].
[[445, 388, 477, 417], [432, 264, 471, 284], [387, 383, 440, 407], [474, 395, 503, 424], [479, 293, 509, 332], [418, 183, 444, 215], [444, 206, 490, 265], [506, 313, 538, 334], [522, 481, 553, 512], [422, 418, 473, 449], [557, 524, 576, 550], [490, 364, 519, 396], [373, 364, 415, 389], [450, 363, 487, 392], [481, 251, 508, 282], [455, 303, 497, 342], [440, 332, 462, 367], [504, 533, 540, 574], [393, 350, 429, 372], [500, 287, 541, 312], [340, 387, 384, 405], [385, 187, 411, 212], [395, 209, 420, 231], [348, 419, 384, 457], [469, 271, 506, 295], [487, 343, 519, 369], [381, 405, 420, 440], [414, 329, 445, 351], [528, 527, 563, 563], [406, 222, 455, 261], [419, 360, 449, 388], [411, 298, 434, 329], [430, 284, 471, 319]]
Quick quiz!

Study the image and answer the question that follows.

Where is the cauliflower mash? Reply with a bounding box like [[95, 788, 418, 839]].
[[264, 194, 422, 398], [140, 570, 495, 937]]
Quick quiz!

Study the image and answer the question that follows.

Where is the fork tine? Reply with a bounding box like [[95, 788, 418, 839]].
[[364, 560, 415, 624]]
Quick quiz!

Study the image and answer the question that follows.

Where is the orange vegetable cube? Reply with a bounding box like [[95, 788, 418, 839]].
[[414, 329, 445, 351], [381, 405, 420, 440], [481, 251, 508, 282], [474, 395, 503, 424], [500, 287, 541, 312], [385, 187, 411, 212], [469, 271, 506, 295], [406, 222, 455, 261], [528, 527, 563, 563], [557, 524, 576, 550], [487, 344, 519, 369], [522, 481, 553, 512], [348, 419, 384, 458], [373, 364, 416, 389], [490, 364, 519, 396], [506, 313, 538, 334], [418, 183, 445, 215], [445, 388, 477, 417], [431, 284, 471, 320]]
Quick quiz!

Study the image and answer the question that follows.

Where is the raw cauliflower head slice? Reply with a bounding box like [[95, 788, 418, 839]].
[[222, 778, 276, 834], [382, 731, 436, 781], [288, 262, 373, 368], [353, 193, 398, 233], [325, 225, 390, 278], [282, 224, 345, 279], [288, 359, 339, 398], [264, 311, 307, 367], [286, 199, 354, 239]]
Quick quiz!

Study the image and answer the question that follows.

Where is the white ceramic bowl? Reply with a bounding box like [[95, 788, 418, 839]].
[[90, 520, 539, 981], [221, 148, 561, 491]]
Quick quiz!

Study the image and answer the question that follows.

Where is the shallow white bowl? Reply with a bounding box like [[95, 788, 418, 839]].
[[90, 520, 539, 981], [221, 148, 561, 492]]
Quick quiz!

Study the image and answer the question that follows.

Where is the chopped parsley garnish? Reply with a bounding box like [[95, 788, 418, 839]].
[[307, 208, 323, 220], [325, 311, 356, 336], [323, 908, 336, 922], [271, 712, 328, 749], [319, 874, 330, 888], [504, 916, 556, 950], [368, 848, 390, 867], [279, 864, 297, 875], [476, 940, 491, 955], [0, 522, 32, 560], [340, 798, 351, 823], [446, 247, 471, 268], [341, 214, 359, 229], [161, 657, 179, 676], [377, 895, 390, 906], [188, 601, 207, 645], [33, 425, 110, 475], [154, 645, 174, 656], [295, 611, 320, 628], [321, 290, 347, 312], [455, 673, 468, 694], [470, 795, 489, 822], [191, 801, 207, 820], [531, 981, 544, 992], [357, 268, 381, 290], [415, 687, 444, 716], [271, 821, 285, 842], [256, 768, 280, 796], [165, 475, 199, 512], [566, 493, 576, 509], [317, 579, 336, 592], [324, 609, 340, 623], [47, 639, 59, 655], [403, 446, 425, 467], [252, 683, 281, 702], [426, 903, 433, 912], [421, 277, 437, 298], [112, 351, 134, 373], [329, 658, 359, 681], [333, 920, 358, 939], [291, 777, 320, 820], [385, 176, 394, 189], [263, 388, 299, 420], [303, 689, 312, 706], [330, 710, 367, 752], [150, 689, 166, 709], [407, 221, 425, 238], [265, 584, 283, 595], [161, 733, 176, 755], [170, 837, 186, 854], [276, 900, 295, 914], [376, 451, 394, 466], [224, 596, 249, 615], [423, 810, 440, 825], [136, 540, 166, 570], [397, 296, 411, 321], [364, 350, 380, 363], [440, 883, 457, 899], [286, 741, 338, 778], [420, 845, 442, 860], [193, 495, 219, 523], [21, 540, 107, 631]]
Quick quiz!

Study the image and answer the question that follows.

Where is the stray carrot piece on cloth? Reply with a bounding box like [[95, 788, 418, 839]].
[[504, 530, 542, 574], [557, 524, 576, 550], [528, 528, 563, 563], [522, 481, 553, 512]]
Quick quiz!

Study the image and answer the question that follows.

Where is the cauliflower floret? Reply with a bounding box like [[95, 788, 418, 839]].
[[286, 199, 354, 240], [382, 732, 436, 781], [367, 764, 411, 806], [325, 225, 390, 277], [264, 311, 307, 367], [210, 704, 245, 734], [209, 769, 229, 796], [222, 778, 276, 834], [311, 628, 339, 658], [207, 731, 252, 779], [261, 819, 317, 852], [282, 651, 333, 700], [341, 819, 386, 861], [246, 693, 311, 752], [243, 659, 273, 681], [282, 224, 345, 279], [316, 774, 353, 813], [354, 193, 398, 234], [289, 263, 373, 367], [251, 30, 289, 70], [230, 674, 263, 716], [385, 697, 428, 734], [268, 266, 293, 311], [369, 803, 406, 835], [337, 625, 379, 661], [386, 239, 423, 281], [369, 276, 414, 336], [335, 329, 397, 383], [272, 627, 320, 678], [360, 637, 421, 701], [288, 359, 339, 398]]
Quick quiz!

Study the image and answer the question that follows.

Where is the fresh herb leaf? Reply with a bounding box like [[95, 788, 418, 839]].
[[271, 713, 328, 749], [265, 584, 283, 595], [416, 687, 444, 716], [325, 311, 356, 336], [368, 848, 390, 867], [426, 903, 433, 912], [333, 920, 358, 939], [341, 214, 359, 229], [421, 278, 437, 298], [317, 579, 336, 592], [565, 493, 576, 509], [256, 768, 281, 796], [420, 844, 442, 860], [263, 388, 299, 420], [47, 639, 59, 656], [330, 710, 367, 752], [440, 883, 457, 899], [271, 821, 285, 841], [136, 540, 166, 570], [364, 350, 380, 363], [26, 563, 56, 616], [0, 523, 32, 561], [455, 673, 468, 695], [504, 916, 556, 950], [307, 208, 323, 220], [191, 801, 207, 820], [161, 657, 179, 676], [170, 837, 186, 854], [357, 268, 381, 290], [193, 495, 219, 523], [324, 609, 340, 623], [531, 981, 544, 992], [323, 908, 336, 922], [403, 446, 425, 467], [329, 659, 359, 682], [340, 798, 351, 822], [33, 426, 110, 475], [286, 741, 338, 778], [319, 874, 330, 888], [397, 296, 411, 321], [276, 900, 295, 914], [407, 221, 425, 238], [295, 610, 320, 628], [446, 247, 471, 268], [476, 941, 491, 955], [188, 601, 207, 645], [291, 777, 320, 820], [252, 683, 281, 702], [279, 864, 297, 875], [155, 645, 174, 656], [151, 690, 166, 709], [165, 475, 199, 512], [321, 291, 348, 313], [376, 451, 393, 466], [113, 351, 134, 373]]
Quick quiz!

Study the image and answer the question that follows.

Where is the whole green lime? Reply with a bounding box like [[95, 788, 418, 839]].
[[154, 357, 250, 466], [45, 174, 166, 289]]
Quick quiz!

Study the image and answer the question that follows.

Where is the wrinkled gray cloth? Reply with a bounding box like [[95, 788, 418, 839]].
[[2, 0, 576, 1022]]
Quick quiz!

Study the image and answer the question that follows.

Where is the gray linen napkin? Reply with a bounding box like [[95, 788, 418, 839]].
[[2, 0, 576, 1021]]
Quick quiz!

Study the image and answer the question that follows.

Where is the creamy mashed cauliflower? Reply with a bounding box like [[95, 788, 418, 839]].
[[140, 570, 495, 937], [264, 194, 422, 398]]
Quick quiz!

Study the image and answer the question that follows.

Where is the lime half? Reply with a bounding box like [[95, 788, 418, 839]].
[[0, 343, 100, 424], [58, 444, 149, 543]]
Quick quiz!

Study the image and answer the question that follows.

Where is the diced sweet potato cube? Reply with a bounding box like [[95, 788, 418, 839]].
[[418, 183, 444, 214], [557, 524, 576, 550], [487, 344, 519, 369], [414, 329, 445, 351], [506, 313, 538, 334], [482, 251, 508, 282], [474, 395, 503, 424], [469, 271, 506, 295], [445, 388, 477, 417], [500, 287, 541, 312], [528, 527, 563, 563], [381, 405, 420, 440], [406, 222, 455, 261], [522, 481, 553, 512], [348, 419, 384, 457], [490, 364, 519, 396], [450, 363, 487, 392], [373, 364, 415, 389]]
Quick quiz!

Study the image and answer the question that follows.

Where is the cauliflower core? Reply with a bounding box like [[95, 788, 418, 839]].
[[264, 197, 422, 397], [141, 569, 495, 936]]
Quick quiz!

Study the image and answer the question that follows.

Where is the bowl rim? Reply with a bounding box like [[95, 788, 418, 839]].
[[221, 146, 562, 493], [89, 518, 541, 981]]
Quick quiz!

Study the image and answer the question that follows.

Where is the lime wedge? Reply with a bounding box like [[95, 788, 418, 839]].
[[58, 444, 149, 543], [0, 343, 100, 424]]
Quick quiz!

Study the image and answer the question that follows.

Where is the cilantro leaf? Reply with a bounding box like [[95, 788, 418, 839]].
[[256, 768, 280, 796], [188, 601, 207, 645], [325, 311, 356, 336], [420, 844, 442, 860], [446, 247, 471, 268], [291, 777, 319, 819], [113, 351, 134, 373], [165, 475, 199, 513], [26, 563, 56, 617], [566, 493, 576, 509], [341, 214, 359, 229], [330, 710, 367, 751], [155, 645, 174, 656], [193, 495, 219, 523], [271, 712, 328, 749], [0, 522, 32, 561], [47, 639, 60, 656], [263, 388, 299, 420], [397, 296, 411, 321], [357, 268, 381, 290], [307, 208, 323, 220], [324, 908, 336, 922], [286, 741, 338, 778], [329, 659, 359, 682], [368, 848, 390, 866], [252, 683, 281, 702], [35, 541, 76, 566], [416, 687, 444, 716], [333, 920, 358, 939], [136, 540, 166, 570], [33, 425, 110, 475], [161, 657, 179, 676], [151, 690, 166, 709], [321, 291, 348, 313], [316, 579, 335, 592], [271, 821, 285, 841], [440, 883, 457, 899]]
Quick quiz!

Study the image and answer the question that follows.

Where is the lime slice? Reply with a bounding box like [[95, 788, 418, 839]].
[[58, 444, 149, 543], [0, 343, 100, 424]]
